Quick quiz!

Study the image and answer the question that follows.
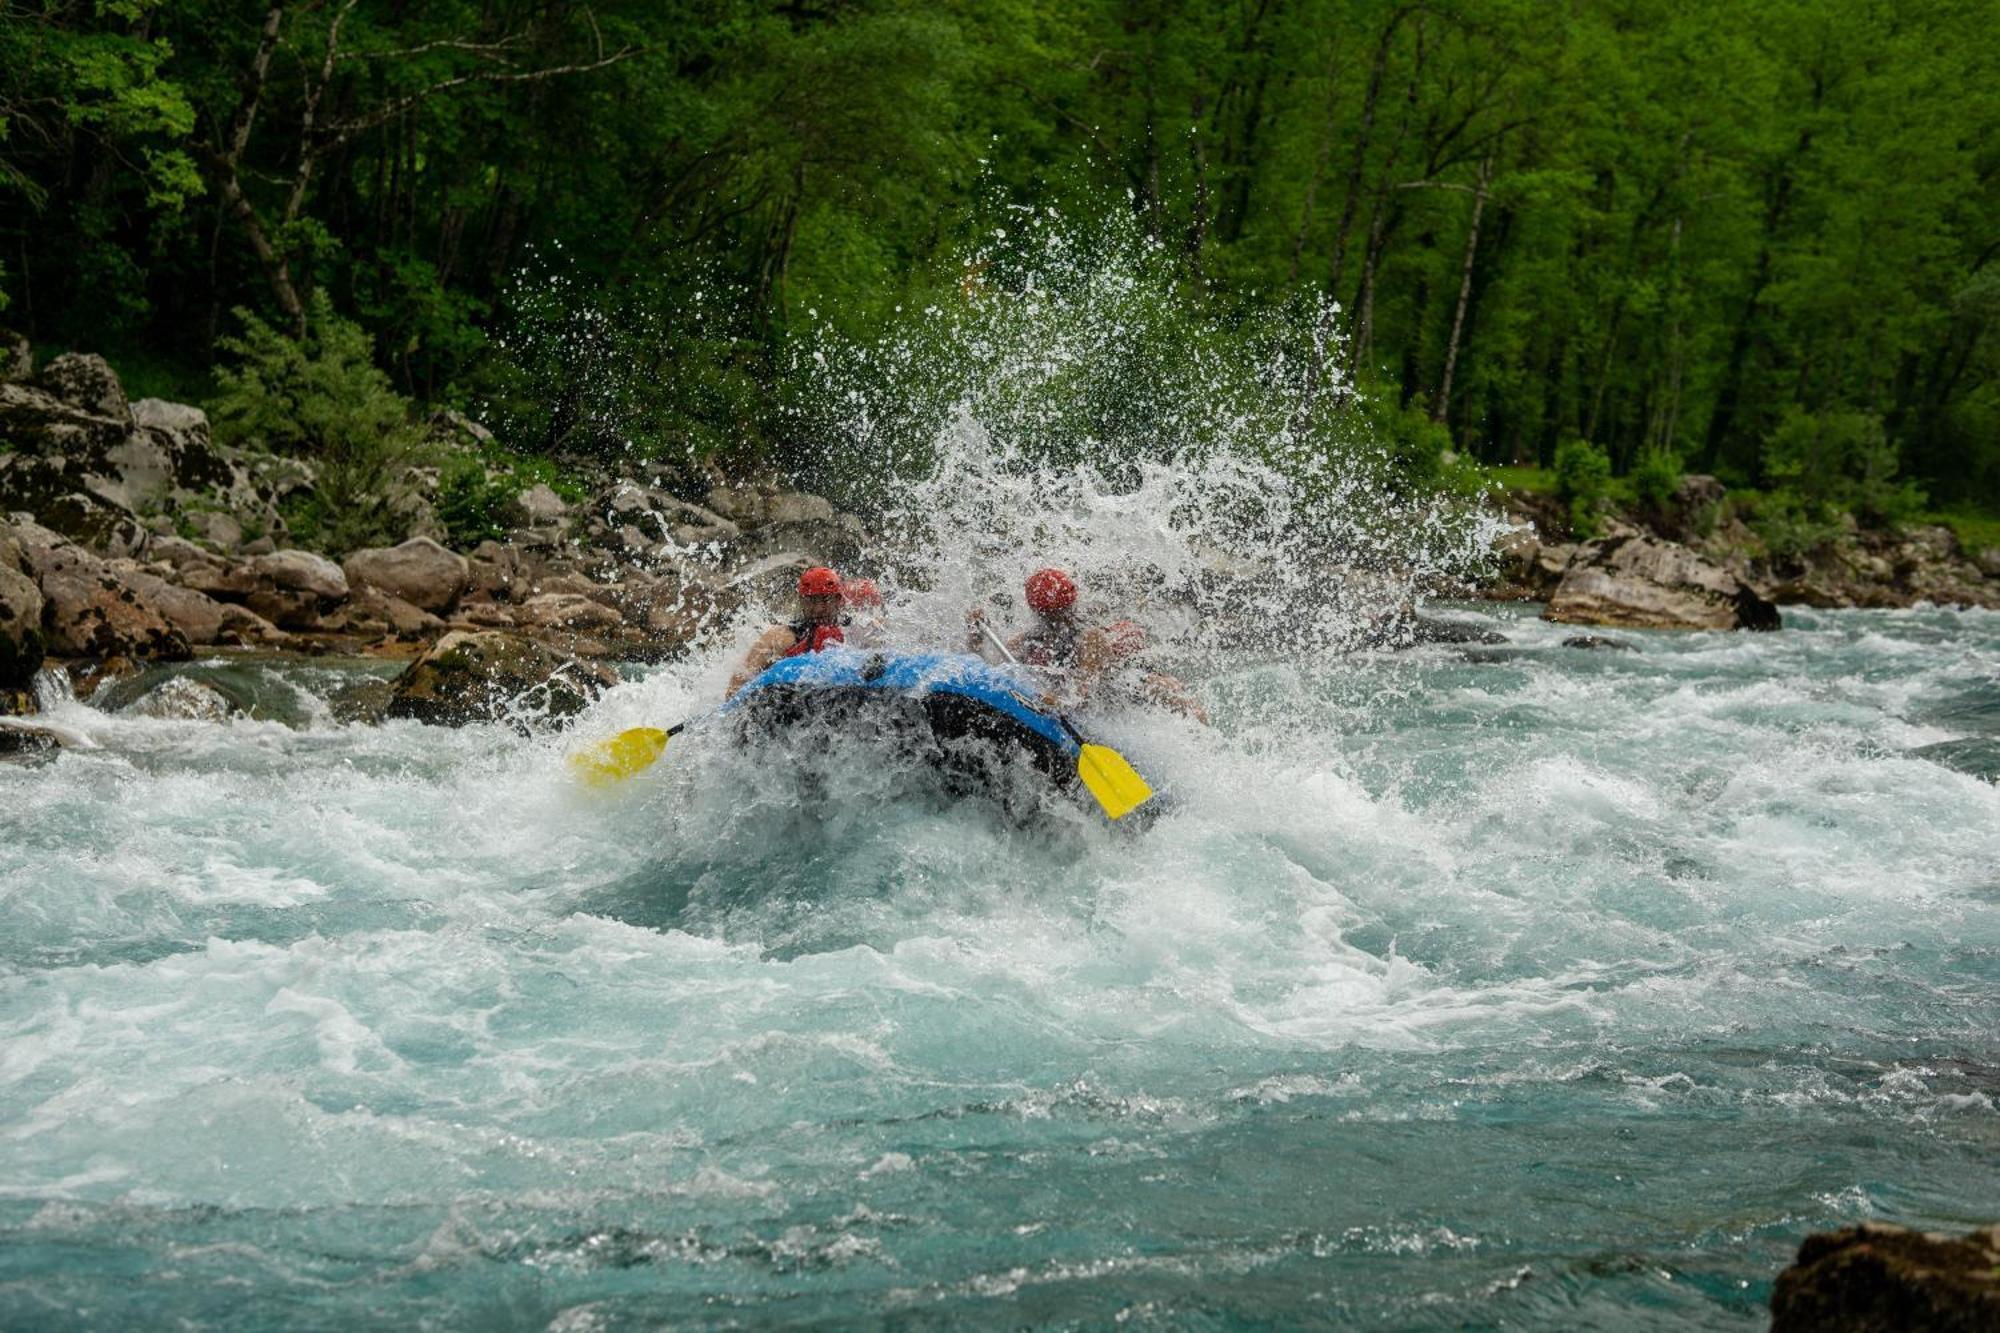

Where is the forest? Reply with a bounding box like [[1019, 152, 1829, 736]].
[[3, 0, 1996, 530]]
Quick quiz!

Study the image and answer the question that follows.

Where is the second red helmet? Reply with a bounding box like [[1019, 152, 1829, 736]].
[[798, 566, 842, 598], [1024, 567, 1077, 613]]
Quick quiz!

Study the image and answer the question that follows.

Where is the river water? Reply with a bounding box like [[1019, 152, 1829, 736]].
[[2, 601, 1996, 1329]]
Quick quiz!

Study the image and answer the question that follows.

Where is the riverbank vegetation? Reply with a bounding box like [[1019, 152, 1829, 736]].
[[3, 0, 1996, 548]]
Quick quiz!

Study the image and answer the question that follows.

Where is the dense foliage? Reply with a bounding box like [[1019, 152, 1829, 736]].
[[2, 0, 1996, 514]]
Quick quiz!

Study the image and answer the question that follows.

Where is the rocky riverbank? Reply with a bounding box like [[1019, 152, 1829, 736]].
[[6, 342, 2000, 726], [1484, 475, 2000, 625], [1, 345, 872, 722]]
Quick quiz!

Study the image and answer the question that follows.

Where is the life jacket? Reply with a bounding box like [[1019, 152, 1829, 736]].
[[783, 620, 846, 658], [1017, 622, 1079, 668]]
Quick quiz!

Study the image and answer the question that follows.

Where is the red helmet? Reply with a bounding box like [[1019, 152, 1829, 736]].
[[841, 577, 883, 608], [798, 566, 842, 598], [1024, 567, 1077, 614]]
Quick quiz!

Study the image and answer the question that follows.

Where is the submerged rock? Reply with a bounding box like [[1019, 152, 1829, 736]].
[[1407, 615, 1508, 646], [386, 629, 617, 727], [1562, 634, 1636, 652], [1545, 534, 1780, 631], [121, 674, 242, 722], [1772, 1221, 2000, 1332], [0, 719, 64, 757]]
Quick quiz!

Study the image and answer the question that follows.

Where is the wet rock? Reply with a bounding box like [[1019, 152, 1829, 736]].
[[705, 483, 766, 526], [0, 720, 62, 756], [763, 491, 835, 526], [1486, 525, 1573, 600], [0, 540, 46, 689], [726, 552, 814, 608], [320, 587, 443, 641], [342, 537, 468, 613], [71, 653, 143, 700], [6, 520, 190, 661], [1562, 634, 1637, 652], [1771, 1221, 2000, 1332], [386, 629, 617, 727], [1546, 535, 1780, 631], [1408, 615, 1508, 646], [121, 675, 241, 722], [465, 542, 530, 603], [734, 513, 869, 570], [237, 548, 348, 630]]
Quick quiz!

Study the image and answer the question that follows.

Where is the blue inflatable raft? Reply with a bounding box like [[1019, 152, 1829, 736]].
[[722, 649, 1085, 807]]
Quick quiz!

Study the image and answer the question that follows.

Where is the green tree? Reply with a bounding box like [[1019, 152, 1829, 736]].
[[211, 292, 423, 553]]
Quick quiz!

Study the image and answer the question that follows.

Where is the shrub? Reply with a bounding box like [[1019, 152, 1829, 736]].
[[433, 449, 586, 548], [1751, 490, 1844, 562], [1762, 408, 1925, 530], [1631, 446, 1682, 511], [1553, 437, 1613, 537], [210, 292, 425, 554]]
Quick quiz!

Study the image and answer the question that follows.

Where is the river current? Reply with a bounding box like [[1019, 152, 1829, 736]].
[[2, 601, 1995, 1328]]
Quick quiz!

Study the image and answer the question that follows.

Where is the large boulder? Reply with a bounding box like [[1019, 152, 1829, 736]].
[[1772, 1221, 2000, 1332], [102, 560, 282, 647], [0, 539, 45, 689], [1545, 534, 1780, 631], [385, 630, 618, 727], [6, 520, 190, 660], [322, 588, 443, 641], [342, 536, 468, 613], [0, 368, 281, 545], [0, 326, 29, 381], [241, 548, 348, 629], [250, 549, 347, 600], [36, 352, 129, 423], [1487, 525, 1575, 600]]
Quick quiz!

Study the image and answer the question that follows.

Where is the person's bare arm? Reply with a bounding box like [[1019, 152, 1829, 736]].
[[1145, 671, 1210, 725], [726, 624, 795, 697]]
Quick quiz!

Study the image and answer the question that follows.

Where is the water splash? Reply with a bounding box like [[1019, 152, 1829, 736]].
[[779, 212, 1504, 674]]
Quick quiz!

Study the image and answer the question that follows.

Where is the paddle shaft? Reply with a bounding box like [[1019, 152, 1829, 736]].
[[976, 619, 1091, 748]]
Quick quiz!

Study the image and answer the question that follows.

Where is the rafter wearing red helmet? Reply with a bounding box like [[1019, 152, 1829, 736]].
[[726, 565, 848, 697], [841, 577, 889, 650]]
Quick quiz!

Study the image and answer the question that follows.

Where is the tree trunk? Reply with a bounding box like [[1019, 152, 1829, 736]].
[[1434, 153, 1493, 424], [1294, 5, 1408, 425]]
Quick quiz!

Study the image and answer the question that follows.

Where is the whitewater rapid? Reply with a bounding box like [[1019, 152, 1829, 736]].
[[2, 604, 1997, 1328]]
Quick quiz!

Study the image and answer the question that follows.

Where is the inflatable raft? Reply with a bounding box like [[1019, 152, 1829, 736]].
[[723, 649, 1091, 812]]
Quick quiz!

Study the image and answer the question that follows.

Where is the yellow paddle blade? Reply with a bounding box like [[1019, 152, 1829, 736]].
[[1075, 742, 1154, 820], [569, 726, 671, 787]]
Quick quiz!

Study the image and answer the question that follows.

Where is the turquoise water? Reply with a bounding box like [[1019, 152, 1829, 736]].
[[2, 604, 1996, 1329]]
